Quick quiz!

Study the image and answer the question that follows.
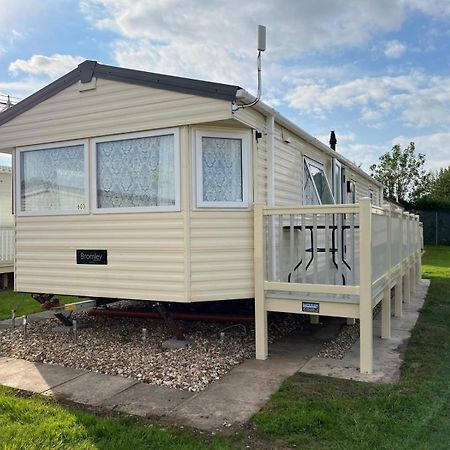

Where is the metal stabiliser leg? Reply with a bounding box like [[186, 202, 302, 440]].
[[155, 303, 186, 341]]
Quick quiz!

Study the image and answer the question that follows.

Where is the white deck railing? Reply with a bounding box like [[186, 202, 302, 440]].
[[0, 227, 14, 265], [254, 198, 422, 374]]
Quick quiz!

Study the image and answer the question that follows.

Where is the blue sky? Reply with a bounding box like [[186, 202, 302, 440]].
[[1, 0, 450, 172]]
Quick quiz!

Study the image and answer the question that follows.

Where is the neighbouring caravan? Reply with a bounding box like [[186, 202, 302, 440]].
[[0, 61, 422, 373], [0, 165, 14, 283]]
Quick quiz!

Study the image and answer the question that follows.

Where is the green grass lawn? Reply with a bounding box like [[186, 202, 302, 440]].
[[253, 245, 450, 449], [0, 246, 448, 449], [0, 291, 79, 321]]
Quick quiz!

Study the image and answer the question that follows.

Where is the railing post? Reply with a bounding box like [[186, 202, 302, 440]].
[[254, 203, 268, 360], [403, 213, 411, 304], [416, 216, 421, 285], [359, 198, 373, 374], [409, 214, 417, 293], [394, 208, 403, 317], [381, 206, 391, 339]]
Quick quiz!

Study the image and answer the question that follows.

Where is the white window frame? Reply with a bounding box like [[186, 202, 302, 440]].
[[91, 128, 181, 214], [194, 128, 251, 209], [332, 158, 344, 204], [303, 156, 335, 205], [16, 139, 90, 217]]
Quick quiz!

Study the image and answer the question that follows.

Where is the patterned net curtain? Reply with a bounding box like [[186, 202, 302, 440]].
[[97, 134, 175, 208], [21, 145, 85, 212], [202, 137, 243, 202]]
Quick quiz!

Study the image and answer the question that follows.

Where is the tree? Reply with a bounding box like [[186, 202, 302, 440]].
[[369, 142, 429, 202], [428, 166, 450, 200]]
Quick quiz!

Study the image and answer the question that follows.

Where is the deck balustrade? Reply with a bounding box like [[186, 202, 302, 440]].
[[254, 198, 423, 373], [0, 227, 14, 269]]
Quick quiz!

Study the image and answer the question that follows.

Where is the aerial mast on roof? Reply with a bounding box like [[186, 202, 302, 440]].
[[235, 25, 266, 109]]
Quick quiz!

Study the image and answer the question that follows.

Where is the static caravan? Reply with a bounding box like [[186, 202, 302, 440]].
[[0, 61, 422, 373], [0, 165, 14, 283]]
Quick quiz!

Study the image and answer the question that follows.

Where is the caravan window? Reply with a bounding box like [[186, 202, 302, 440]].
[[17, 141, 88, 215], [195, 129, 251, 208], [93, 129, 180, 213], [303, 158, 334, 205]]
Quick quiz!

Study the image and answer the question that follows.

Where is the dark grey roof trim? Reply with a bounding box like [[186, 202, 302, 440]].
[[94, 63, 240, 101], [0, 60, 241, 127]]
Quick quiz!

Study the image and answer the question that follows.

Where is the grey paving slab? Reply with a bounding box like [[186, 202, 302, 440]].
[[0, 311, 55, 330], [104, 382, 194, 417], [0, 357, 16, 365], [170, 333, 324, 430], [45, 372, 139, 406], [171, 394, 260, 429], [0, 359, 85, 393]]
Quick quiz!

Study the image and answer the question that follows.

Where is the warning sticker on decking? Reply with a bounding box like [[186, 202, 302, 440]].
[[302, 302, 320, 313]]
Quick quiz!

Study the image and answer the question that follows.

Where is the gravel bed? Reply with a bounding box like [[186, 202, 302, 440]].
[[0, 310, 306, 392], [317, 303, 383, 359], [317, 321, 360, 359]]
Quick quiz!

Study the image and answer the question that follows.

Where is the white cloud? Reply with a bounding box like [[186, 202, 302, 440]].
[[78, 0, 450, 89], [284, 72, 450, 129], [0, 79, 51, 101], [339, 143, 388, 170], [392, 132, 450, 170], [79, 0, 411, 88], [405, 0, 450, 17], [9, 54, 85, 78], [384, 40, 406, 58]]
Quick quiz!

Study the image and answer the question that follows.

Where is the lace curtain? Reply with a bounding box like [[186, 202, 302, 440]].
[[97, 134, 175, 208], [201, 137, 243, 202], [20, 145, 85, 212]]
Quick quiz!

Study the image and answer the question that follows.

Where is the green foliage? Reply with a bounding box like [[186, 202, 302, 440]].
[[413, 196, 450, 210], [421, 166, 450, 202], [370, 142, 429, 202]]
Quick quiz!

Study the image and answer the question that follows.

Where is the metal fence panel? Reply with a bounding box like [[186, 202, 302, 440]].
[[415, 210, 450, 245]]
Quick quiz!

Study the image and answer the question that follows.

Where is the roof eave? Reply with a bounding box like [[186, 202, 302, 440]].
[[235, 89, 384, 189]]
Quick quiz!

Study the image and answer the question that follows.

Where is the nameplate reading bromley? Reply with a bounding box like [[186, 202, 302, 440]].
[[76, 250, 108, 265]]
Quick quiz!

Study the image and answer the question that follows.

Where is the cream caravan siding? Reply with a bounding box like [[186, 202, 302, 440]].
[[0, 172, 13, 227], [233, 108, 268, 202], [274, 126, 303, 206], [14, 124, 193, 301], [255, 135, 268, 203], [347, 169, 381, 206], [0, 78, 232, 149], [189, 211, 254, 301], [15, 213, 186, 300]]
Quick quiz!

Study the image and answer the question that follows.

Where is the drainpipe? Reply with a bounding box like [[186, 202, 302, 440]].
[[267, 115, 275, 206], [267, 115, 277, 280]]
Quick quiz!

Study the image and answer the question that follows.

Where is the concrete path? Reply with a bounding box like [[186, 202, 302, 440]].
[[0, 280, 430, 429], [301, 279, 430, 383], [0, 310, 55, 330]]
